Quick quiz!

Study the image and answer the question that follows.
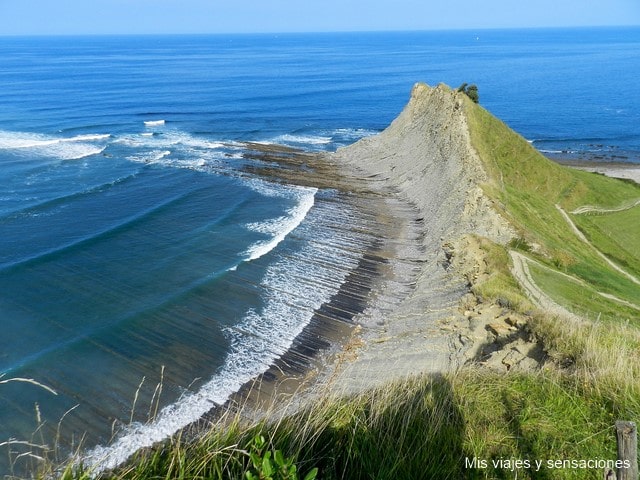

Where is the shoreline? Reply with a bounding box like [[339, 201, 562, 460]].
[[202, 85, 511, 420], [179, 84, 524, 430], [124, 142, 430, 463], [214, 142, 428, 414], [551, 157, 640, 184], [262, 87, 640, 400], [96, 86, 640, 471]]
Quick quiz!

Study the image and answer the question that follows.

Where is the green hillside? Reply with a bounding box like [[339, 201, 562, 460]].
[[465, 96, 640, 321]]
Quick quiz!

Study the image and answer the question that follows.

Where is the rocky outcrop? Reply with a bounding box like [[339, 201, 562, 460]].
[[323, 84, 519, 393], [333, 82, 513, 246]]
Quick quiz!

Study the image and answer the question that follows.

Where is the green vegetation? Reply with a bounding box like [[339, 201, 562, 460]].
[[458, 83, 479, 103], [571, 206, 640, 278], [245, 435, 318, 480], [528, 262, 639, 322], [472, 236, 532, 312], [50, 347, 640, 480], [464, 95, 640, 309], [36, 87, 640, 479]]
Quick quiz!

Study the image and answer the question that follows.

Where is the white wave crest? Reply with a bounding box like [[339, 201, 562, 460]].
[[244, 186, 317, 262], [331, 127, 377, 140], [144, 120, 165, 127], [0, 130, 110, 160], [274, 133, 332, 145], [244, 177, 298, 198], [261, 129, 376, 150], [59, 145, 107, 160], [0, 131, 110, 149], [116, 131, 230, 152], [66, 133, 112, 142]]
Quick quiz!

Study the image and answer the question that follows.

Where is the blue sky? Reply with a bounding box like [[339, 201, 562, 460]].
[[1, 0, 639, 35]]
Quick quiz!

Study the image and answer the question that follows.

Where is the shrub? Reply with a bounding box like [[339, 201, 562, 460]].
[[458, 83, 479, 103]]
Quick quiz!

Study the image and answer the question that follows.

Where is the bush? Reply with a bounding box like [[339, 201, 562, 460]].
[[458, 83, 479, 103]]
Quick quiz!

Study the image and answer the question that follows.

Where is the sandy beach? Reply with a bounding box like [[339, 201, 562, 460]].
[[556, 160, 640, 184]]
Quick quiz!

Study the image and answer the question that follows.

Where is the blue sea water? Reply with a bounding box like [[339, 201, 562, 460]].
[[1, 27, 639, 472]]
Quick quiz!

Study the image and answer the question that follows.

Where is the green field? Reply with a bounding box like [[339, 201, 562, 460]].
[[571, 206, 640, 279]]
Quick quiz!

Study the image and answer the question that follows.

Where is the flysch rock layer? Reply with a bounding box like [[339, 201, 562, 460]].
[[325, 83, 516, 393]]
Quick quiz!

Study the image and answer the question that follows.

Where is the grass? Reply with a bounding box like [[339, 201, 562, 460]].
[[464, 93, 640, 308], [571, 206, 640, 278], [470, 236, 533, 313], [26, 85, 640, 479], [528, 262, 639, 323], [52, 347, 639, 480]]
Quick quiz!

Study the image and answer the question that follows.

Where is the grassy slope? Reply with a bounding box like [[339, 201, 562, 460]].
[[572, 207, 640, 278], [464, 96, 640, 320], [52, 91, 640, 480]]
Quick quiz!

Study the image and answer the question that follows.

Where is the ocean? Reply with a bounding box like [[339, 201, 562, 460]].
[[1, 27, 639, 473]]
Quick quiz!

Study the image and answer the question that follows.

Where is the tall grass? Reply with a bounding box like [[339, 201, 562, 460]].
[[52, 334, 639, 480]]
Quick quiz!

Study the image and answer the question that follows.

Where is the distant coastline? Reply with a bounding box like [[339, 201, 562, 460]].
[[552, 157, 640, 184]]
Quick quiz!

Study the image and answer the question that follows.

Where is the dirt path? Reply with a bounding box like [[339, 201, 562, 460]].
[[571, 198, 640, 215], [555, 204, 640, 286], [511, 250, 640, 312], [509, 251, 582, 320]]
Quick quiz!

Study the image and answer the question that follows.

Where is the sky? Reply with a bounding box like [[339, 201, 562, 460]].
[[0, 0, 639, 35]]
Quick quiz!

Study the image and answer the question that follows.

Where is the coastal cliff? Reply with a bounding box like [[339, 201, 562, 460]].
[[326, 83, 517, 391], [325, 81, 640, 392], [334, 82, 512, 244]]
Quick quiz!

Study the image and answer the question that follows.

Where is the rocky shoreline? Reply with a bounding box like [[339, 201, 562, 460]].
[[228, 82, 640, 411], [95, 82, 640, 471], [229, 83, 539, 410]]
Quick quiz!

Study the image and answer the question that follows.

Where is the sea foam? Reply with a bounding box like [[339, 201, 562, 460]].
[[0, 130, 109, 160], [83, 194, 362, 473], [144, 120, 165, 127], [244, 186, 317, 261]]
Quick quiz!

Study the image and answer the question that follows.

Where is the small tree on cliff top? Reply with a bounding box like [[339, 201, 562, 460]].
[[457, 83, 479, 103]]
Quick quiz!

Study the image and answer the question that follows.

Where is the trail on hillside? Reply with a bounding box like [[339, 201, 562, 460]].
[[555, 204, 640, 286], [571, 198, 640, 215], [510, 251, 640, 313], [509, 251, 582, 321]]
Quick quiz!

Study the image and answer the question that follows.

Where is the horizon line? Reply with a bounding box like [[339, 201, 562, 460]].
[[1, 24, 639, 38]]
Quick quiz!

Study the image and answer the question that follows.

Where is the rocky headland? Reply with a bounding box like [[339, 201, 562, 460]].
[[239, 83, 550, 405]]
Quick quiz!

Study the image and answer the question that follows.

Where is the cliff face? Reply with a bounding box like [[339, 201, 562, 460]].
[[333, 83, 512, 249], [326, 83, 515, 392]]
